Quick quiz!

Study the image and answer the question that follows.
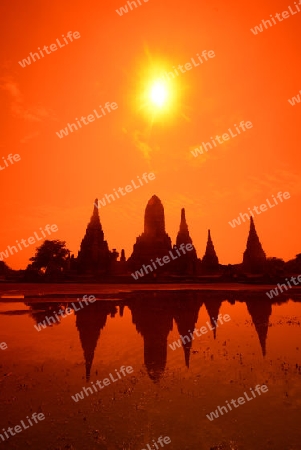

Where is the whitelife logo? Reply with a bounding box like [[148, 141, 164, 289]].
[[0, 153, 21, 171], [33, 295, 96, 332], [18, 31, 81, 67], [288, 89, 301, 106], [0, 224, 58, 261], [191, 121, 253, 158], [55, 102, 118, 139], [169, 314, 231, 351], [159, 50, 215, 83], [131, 243, 195, 280], [0, 412, 45, 443], [94, 172, 156, 208], [0, 342, 8, 351], [250, 2, 301, 35], [116, 0, 149, 16], [228, 192, 290, 228], [266, 275, 301, 299], [142, 436, 171, 450], [71, 366, 134, 402], [206, 384, 269, 421]]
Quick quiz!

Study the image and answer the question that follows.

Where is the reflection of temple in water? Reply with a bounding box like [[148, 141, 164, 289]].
[[203, 297, 223, 340], [173, 293, 203, 367], [25, 301, 65, 329], [128, 292, 223, 379], [74, 301, 117, 380], [246, 298, 273, 356], [25, 293, 297, 382], [128, 294, 174, 382]]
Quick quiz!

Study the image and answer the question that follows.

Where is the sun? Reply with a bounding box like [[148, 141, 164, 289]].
[[142, 76, 176, 117], [137, 75, 174, 120], [150, 81, 168, 107], [134, 54, 182, 122]]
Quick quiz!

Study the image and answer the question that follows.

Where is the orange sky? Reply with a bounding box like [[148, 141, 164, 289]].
[[0, 0, 300, 270]]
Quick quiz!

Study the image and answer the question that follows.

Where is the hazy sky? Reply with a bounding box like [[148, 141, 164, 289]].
[[0, 0, 300, 269]]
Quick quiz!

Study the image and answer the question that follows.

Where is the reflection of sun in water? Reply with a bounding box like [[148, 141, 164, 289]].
[[150, 81, 168, 107]]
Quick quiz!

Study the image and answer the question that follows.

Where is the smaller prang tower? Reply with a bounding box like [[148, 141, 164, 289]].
[[77, 200, 111, 274], [202, 230, 219, 273], [242, 217, 266, 273], [174, 208, 198, 275]]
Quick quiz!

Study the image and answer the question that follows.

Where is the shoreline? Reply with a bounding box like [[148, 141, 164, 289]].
[[1, 282, 301, 301]]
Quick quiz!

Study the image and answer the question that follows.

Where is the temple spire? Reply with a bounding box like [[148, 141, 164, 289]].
[[175, 208, 197, 274], [77, 200, 110, 273], [120, 249, 126, 262], [180, 208, 188, 233], [93, 199, 99, 216], [89, 199, 102, 229], [242, 217, 266, 273], [176, 208, 192, 246], [202, 230, 219, 272]]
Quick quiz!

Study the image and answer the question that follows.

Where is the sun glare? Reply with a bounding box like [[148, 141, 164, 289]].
[[150, 82, 168, 107], [135, 56, 181, 121], [142, 76, 176, 118]]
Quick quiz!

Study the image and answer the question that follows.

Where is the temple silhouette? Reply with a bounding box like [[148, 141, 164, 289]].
[[17, 194, 301, 283], [65, 195, 275, 280]]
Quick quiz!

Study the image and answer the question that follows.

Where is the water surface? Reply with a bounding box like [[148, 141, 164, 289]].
[[0, 291, 300, 450]]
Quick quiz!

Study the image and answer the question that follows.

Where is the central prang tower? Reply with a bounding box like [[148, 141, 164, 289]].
[[144, 195, 166, 237], [128, 195, 172, 269]]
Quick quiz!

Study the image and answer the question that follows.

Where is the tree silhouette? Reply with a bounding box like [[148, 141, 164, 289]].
[[0, 261, 10, 276], [285, 253, 301, 273], [265, 257, 285, 277], [29, 240, 70, 275]]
